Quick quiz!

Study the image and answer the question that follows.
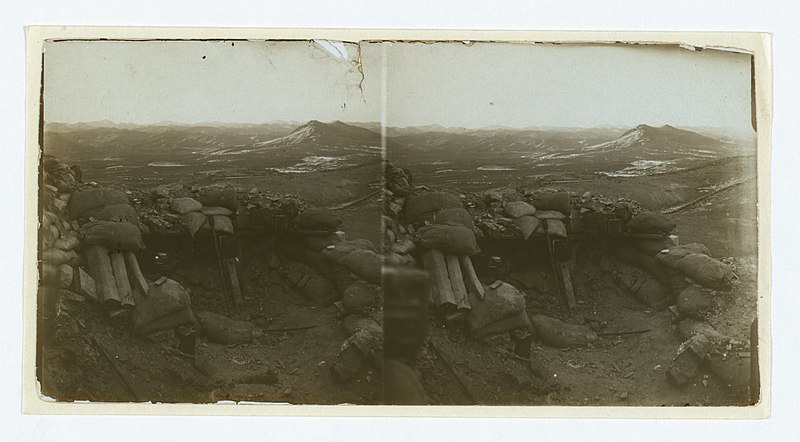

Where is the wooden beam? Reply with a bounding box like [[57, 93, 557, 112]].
[[124, 251, 149, 296], [225, 257, 243, 306], [458, 255, 484, 300], [109, 251, 135, 308], [559, 262, 576, 311], [445, 254, 470, 312], [85, 245, 120, 307], [420, 249, 456, 311]]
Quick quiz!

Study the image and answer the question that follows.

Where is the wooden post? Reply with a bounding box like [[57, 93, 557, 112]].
[[559, 262, 576, 311], [225, 257, 243, 306], [109, 251, 135, 308], [458, 255, 484, 300], [124, 251, 149, 296], [420, 249, 456, 311], [445, 254, 471, 312], [85, 245, 121, 307]]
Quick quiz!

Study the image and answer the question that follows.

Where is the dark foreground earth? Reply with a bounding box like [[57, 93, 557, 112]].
[[39, 121, 760, 407]]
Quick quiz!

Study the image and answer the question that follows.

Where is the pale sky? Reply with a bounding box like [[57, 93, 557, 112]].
[[43, 40, 752, 130]]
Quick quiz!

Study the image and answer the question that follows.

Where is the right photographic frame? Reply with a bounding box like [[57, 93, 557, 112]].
[[380, 38, 767, 409]]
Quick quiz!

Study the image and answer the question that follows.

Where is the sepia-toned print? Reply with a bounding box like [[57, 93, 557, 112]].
[[28, 30, 769, 414]]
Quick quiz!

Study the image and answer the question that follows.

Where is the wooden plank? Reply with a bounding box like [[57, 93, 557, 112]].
[[420, 249, 456, 311], [109, 251, 135, 308], [459, 255, 485, 300], [84, 245, 120, 307], [225, 257, 243, 306], [445, 254, 471, 312], [123, 251, 149, 296], [559, 262, 576, 311]]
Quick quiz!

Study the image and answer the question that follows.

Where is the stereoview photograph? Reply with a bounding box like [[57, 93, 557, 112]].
[[32, 35, 766, 410]]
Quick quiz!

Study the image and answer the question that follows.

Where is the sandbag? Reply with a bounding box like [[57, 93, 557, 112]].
[[532, 191, 570, 215], [131, 279, 192, 332], [42, 248, 73, 266], [58, 264, 73, 288], [196, 311, 263, 344], [419, 207, 474, 230], [627, 211, 676, 234], [80, 221, 144, 251], [383, 251, 416, 268], [534, 210, 566, 220], [676, 286, 714, 318], [612, 259, 672, 310], [656, 243, 712, 268], [467, 282, 526, 332], [285, 260, 339, 306], [503, 201, 536, 218], [210, 215, 234, 234], [180, 212, 207, 237], [636, 237, 672, 256], [201, 206, 233, 216], [531, 315, 598, 348], [301, 232, 342, 252], [414, 224, 480, 255], [322, 239, 378, 264], [472, 310, 532, 339], [342, 249, 383, 284], [294, 207, 341, 231], [197, 185, 238, 211], [513, 215, 539, 240], [404, 192, 462, 224], [170, 197, 202, 214], [543, 219, 567, 238], [69, 188, 128, 219], [677, 253, 734, 289], [83, 203, 139, 224], [342, 280, 381, 313]]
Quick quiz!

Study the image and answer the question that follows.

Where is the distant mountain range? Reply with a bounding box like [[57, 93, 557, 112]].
[[43, 119, 755, 180]]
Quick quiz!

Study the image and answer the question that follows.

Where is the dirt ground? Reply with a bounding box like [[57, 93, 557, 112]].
[[40, 155, 758, 406]]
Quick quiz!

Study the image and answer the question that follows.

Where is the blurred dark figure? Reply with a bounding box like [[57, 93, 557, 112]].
[[382, 267, 430, 404]]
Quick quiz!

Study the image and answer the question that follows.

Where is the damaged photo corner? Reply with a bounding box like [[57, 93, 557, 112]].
[[23, 27, 771, 418]]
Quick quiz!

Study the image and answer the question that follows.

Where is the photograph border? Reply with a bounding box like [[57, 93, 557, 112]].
[[23, 26, 772, 418]]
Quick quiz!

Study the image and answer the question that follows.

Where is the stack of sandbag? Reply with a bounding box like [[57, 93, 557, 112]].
[[656, 243, 735, 290], [382, 164, 423, 270], [571, 191, 641, 234], [404, 192, 483, 321], [172, 185, 237, 237], [70, 186, 149, 311], [40, 176, 81, 291]]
